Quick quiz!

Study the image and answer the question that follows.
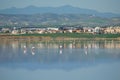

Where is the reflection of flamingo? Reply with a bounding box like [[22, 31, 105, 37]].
[[85, 50, 88, 55], [59, 45, 63, 54], [23, 46, 27, 54], [59, 49, 63, 54], [84, 46, 88, 55], [31, 47, 35, 55]]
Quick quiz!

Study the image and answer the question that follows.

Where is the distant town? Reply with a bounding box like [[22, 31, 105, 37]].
[[0, 25, 120, 35]]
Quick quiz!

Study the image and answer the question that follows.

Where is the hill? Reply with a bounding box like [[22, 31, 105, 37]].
[[0, 13, 120, 27], [0, 5, 120, 18]]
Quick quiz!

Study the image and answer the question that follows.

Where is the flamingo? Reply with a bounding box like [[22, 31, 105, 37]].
[[23, 45, 27, 54], [31, 47, 35, 55]]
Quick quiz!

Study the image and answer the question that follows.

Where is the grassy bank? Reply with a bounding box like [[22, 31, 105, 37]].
[[16, 33, 120, 38], [0, 33, 120, 41]]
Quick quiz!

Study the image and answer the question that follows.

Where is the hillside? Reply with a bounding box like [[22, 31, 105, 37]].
[[0, 13, 120, 27]]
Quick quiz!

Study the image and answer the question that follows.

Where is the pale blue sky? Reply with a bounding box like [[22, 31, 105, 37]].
[[0, 0, 120, 13]]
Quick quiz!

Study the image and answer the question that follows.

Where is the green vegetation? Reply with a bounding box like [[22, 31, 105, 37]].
[[0, 14, 120, 27], [15, 33, 120, 38]]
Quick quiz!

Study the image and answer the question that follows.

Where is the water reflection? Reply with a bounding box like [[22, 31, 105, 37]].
[[59, 49, 63, 54], [23, 46, 27, 54], [0, 40, 120, 70], [1, 40, 120, 49], [0, 40, 120, 80]]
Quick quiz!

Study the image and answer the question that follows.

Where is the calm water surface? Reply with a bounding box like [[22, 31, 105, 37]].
[[0, 40, 120, 80]]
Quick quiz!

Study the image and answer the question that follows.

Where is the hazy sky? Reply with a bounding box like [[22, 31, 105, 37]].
[[0, 0, 120, 14]]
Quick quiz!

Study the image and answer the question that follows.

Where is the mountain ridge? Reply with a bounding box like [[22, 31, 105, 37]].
[[0, 5, 120, 18]]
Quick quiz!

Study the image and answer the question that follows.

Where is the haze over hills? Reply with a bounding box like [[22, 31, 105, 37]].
[[0, 5, 120, 18], [0, 5, 120, 27]]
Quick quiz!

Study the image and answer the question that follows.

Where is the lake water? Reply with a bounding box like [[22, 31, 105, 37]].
[[0, 40, 120, 80]]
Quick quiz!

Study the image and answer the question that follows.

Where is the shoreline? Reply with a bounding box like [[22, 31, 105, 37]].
[[0, 35, 120, 41]]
